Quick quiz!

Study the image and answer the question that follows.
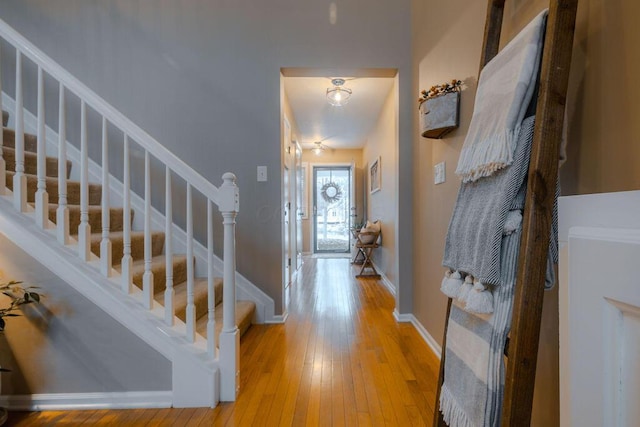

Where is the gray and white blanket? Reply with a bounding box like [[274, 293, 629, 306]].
[[455, 9, 547, 183], [440, 228, 522, 427]]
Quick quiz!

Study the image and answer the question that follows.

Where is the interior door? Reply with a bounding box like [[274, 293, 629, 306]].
[[559, 191, 640, 427], [349, 162, 358, 259], [295, 142, 303, 269], [283, 165, 291, 287], [283, 117, 292, 291]]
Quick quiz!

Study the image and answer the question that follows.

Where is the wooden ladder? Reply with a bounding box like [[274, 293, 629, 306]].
[[433, 0, 579, 425]]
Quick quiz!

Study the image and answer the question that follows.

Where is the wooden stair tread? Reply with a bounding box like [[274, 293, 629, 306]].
[[6, 170, 102, 205], [115, 254, 188, 294], [2, 145, 71, 178], [161, 277, 223, 322], [89, 229, 164, 243], [44, 204, 127, 234], [195, 299, 256, 339], [114, 254, 187, 274], [2, 127, 38, 152]]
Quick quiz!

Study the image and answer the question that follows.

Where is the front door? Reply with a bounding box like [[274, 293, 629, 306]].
[[313, 166, 351, 253]]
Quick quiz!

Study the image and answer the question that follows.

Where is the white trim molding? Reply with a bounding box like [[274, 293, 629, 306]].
[[394, 311, 442, 359], [372, 261, 396, 296], [0, 391, 172, 411]]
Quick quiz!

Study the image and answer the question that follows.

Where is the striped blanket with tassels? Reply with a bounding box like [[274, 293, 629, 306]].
[[438, 115, 535, 427], [455, 10, 547, 183], [442, 114, 536, 315], [440, 229, 522, 427]]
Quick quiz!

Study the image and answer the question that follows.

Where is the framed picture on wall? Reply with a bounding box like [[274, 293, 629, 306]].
[[369, 157, 381, 194]]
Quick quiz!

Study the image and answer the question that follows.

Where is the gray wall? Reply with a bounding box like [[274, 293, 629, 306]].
[[0, 0, 413, 314], [363, 82, 398, 287], [0, 234, 170, 395]]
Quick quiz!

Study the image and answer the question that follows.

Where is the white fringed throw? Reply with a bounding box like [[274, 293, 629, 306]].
[[455, 10, 547, 183]]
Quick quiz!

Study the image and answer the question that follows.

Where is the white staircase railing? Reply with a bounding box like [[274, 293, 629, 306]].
[[0, 18, 240, 402]]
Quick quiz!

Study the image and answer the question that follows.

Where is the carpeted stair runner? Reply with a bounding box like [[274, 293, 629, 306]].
[[1, 109, 255, 342]]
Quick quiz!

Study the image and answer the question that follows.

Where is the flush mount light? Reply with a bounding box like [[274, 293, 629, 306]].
[[312, 141, 326, 156], [326, 78, 352, 107]]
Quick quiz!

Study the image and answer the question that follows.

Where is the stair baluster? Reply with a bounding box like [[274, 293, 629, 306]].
[[35, 67, 49, 228], [219, 172, 239, 401], [100, 117, 112, 276], [186, 183, 195, 342], [78, 101, 91, 260], [13, 50, 27, 212], [142, 150, 154, 309], [0, 43, 5, 195], [207, 199, 216, 358], [164, 165, 174, 326], [56, 83, 69, 245], [121, 135, 133, 294]]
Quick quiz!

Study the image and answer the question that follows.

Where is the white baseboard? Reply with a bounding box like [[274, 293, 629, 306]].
[[372, 261, 396, 296], [0, 391, 173, 411], [393, 310, 442, 359], [265, 311, 288, 324]]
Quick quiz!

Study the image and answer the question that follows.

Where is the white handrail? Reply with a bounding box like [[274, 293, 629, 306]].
[[0, 18, 221, 205]]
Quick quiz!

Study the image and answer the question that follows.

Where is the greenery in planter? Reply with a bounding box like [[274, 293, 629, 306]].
[[418, 79, 463, 107], [0, 281, 41, 330], [0, 280, 42, 425], [0, 281, 43, 371]]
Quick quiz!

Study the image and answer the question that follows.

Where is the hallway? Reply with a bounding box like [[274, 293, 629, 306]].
[[8, 257, 440, 426]]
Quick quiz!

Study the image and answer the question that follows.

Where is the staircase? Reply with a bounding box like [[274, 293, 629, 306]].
[[0, 18, 259, 409], [1, 117, 255, 341]]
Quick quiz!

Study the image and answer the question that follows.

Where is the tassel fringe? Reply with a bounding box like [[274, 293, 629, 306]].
[[440, 383, 474, 427], [504, 210, 523, 235], [457, 275, 474, 303], [441, 270, 464, 298], [464, 281, 494, 314], [455, 127, 520, 183]]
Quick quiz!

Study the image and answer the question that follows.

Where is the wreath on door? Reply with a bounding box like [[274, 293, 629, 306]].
[[320, 181, 343, 204]]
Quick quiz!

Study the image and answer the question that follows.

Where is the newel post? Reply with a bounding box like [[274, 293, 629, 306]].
[[218, 172, 239, 401]]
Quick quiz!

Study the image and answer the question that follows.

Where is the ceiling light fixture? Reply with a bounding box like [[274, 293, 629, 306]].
[[326, 78, 352, 107], [312, 141, 325, 156]]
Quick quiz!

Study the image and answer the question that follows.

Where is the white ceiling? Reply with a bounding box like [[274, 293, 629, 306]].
[[284, 76, 395, 151]]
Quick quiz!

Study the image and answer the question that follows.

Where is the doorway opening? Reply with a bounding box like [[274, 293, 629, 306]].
[[313, 166, 352, 253]]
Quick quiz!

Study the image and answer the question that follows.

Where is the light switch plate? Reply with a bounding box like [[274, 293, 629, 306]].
[[434, 162, 446, 185], [257, 166, 267, 182]]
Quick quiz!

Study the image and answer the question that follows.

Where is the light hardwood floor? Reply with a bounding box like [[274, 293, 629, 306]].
[[7, 257, 440, 426]]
